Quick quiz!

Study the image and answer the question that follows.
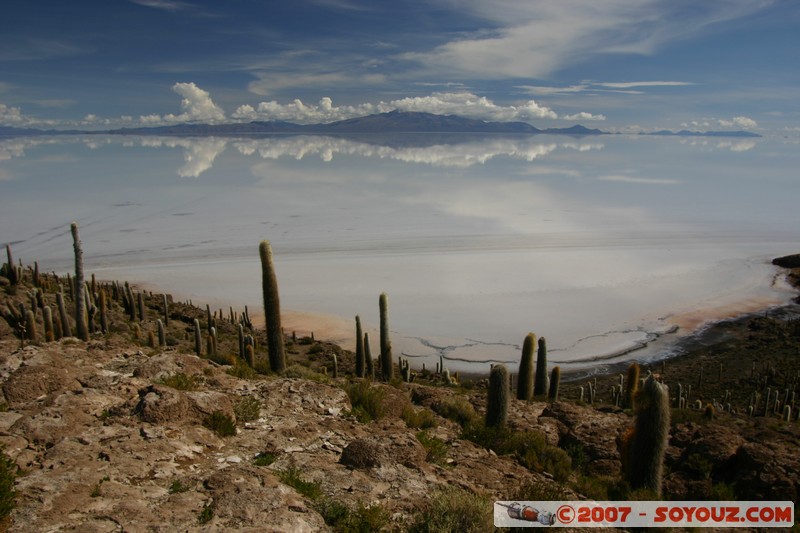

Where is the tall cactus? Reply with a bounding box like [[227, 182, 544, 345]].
[[622, 375, 670, 496], [98, 289, 108, 334], [533, 336, 548, 396], [379, 293, 392, 382], [157, 319, 165, 347], [25, 310, 37, 342], [70, 222, 89, 341], [486, 364, 509, 428], [355, 315, 365, 378], [548, 366, 561, 402], [259, 240, 286, 373], [517, 332, 536, 401]]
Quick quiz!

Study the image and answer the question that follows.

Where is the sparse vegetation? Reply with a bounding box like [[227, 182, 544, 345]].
[[277, 465, 322, 500], [402, 404, 437, 429], [408, 486, 493, 533], [253, 452, 277, 466], [198, 502, 214, 524], [169, 479, 190, 494], [157, 372, 199, 391], [416, 431, 449, 465], [0, 450, 16, 523], [203, 411, 236, 437], [316, 498, 391, 533], [233, 396, 261, 422], [344, 380, 386, 423]]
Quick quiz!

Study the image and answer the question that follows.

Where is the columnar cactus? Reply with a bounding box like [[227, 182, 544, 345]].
[[624, 362, 640, 409], [25, 310, 37, 342], [331, 353, 338, 379], [43, 306, 55, 342], [533, 337, 548, 396], [70, 222, 89, 341], [364, 332, 374, 379], [162, 294, 169, 326], [517, 333, 535, 401], [245, 344, 255, 368], [548, 366, 561, 402], [5, 245, 17, 285], [137, 292, 145, 323], [259, 240, 286, 373], [379, 293, 392, 382], [355, 315, 365, 378], [193, 318, 202, 356], [157, 319, 165, 347], [486, 364, 509, 428], [99, 289, 108, 334], [622, 375, 670, 496], [56, 291, 72, 338]]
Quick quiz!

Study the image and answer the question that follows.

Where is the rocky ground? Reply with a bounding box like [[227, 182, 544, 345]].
[[0, 256, 799, 532]]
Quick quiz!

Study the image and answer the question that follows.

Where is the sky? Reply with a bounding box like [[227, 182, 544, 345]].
[[1, 0, 798, 134]]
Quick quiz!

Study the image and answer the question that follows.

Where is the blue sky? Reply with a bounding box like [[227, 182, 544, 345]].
[[1, 0, 798, 134]]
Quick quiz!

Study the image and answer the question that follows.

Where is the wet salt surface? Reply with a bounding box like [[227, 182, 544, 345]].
[[2, 133, 799, 374]]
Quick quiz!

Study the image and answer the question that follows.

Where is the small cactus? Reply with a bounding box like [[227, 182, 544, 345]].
[[137, 292, 146, 323], [331, 353, 338, 379], [486, 364, 509, 428], [43, 306, 54, 342], [516, 333, 535, 401], [548, 366, 561, 402], [157, 319, 165, 347], [56, 292, 71, 338], [703, 403, 714, 420], [98, 289, 108, 334]]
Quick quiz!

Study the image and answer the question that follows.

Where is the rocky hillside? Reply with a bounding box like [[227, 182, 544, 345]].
[[0, 257, 799, 531]]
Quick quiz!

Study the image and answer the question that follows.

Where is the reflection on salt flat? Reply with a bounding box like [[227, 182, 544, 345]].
[[1, 133, 798, 374]]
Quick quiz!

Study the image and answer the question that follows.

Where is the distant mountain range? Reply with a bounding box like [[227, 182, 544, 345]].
[[0, 110, 760, 138]]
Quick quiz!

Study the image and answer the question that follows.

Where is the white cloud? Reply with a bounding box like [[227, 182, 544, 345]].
[[166, 82, 226, 123], [234, 92, 560, 124], [718, 116, 758, 130], [596, 81, 694, 89], [0, 103, 25, 125], [563, 112, 606, 121]]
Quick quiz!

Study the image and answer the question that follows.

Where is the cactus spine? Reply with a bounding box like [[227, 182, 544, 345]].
[[548, 366, 561, 402], [533, 337, 548, 396], [378, 293, 393, 382], [70, 222, 89, 341], [355, 315, 365, 378], [517, 332, 535, 401], [486, 364, 509, 428], [259, 240, 286, 373], [624, 362, 640, 409], [622, 375, 670, 496]]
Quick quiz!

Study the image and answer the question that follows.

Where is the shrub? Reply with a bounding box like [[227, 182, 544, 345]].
[[402, 405, 437, 429], [253, 452, 277, 466], [233, 396, 261, 422], [285, 363, 329, 383], [416, 431, 449, 465], [431, 396, 477, 427], [278, 465, 322, 500], [198, 503, 214, 524], [344, 380, 386, 423], [169, 479, 190, 493], [157, 372, 198, 391], [226, 362, 256, 380], [203, 411, 236, 437], [316, 499, 391, 533], [408, 486, 493, 533]]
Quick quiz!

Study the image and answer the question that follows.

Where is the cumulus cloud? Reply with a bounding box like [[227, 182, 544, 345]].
[[718, 116, 758, 130], [563, 112, 606, 121], [136, 82, 226, 125], [0, 103, 25, 125], [234, 92, 562, 124]]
